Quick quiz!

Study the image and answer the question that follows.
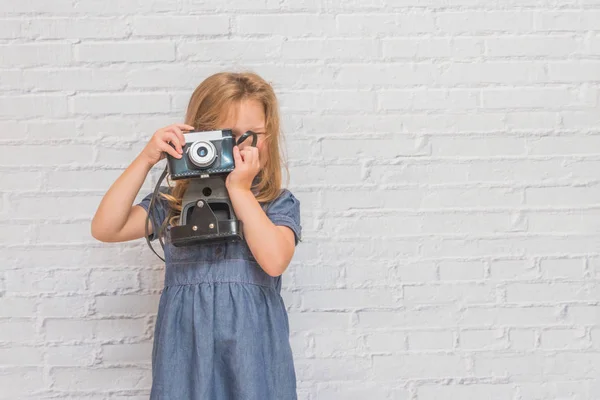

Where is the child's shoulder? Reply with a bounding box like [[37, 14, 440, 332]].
[[262, 187, 300, 215]]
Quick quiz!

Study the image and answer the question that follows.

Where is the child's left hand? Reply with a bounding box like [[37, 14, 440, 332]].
[[226, 145, 260, 193]]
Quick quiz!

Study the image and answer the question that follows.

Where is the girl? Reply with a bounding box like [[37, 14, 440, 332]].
[[91, 72, 301, 399]]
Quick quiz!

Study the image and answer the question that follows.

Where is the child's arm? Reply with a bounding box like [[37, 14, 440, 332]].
[[91, 124, 191, 243], [226, 145, 299, 277], [229, 188, 296, 277]]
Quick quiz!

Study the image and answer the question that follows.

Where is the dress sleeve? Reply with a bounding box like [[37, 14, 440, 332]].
[[135, 186, 172, 241], [264, 189, 302, 245]]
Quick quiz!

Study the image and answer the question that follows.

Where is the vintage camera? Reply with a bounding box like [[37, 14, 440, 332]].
[[151, 129, 258, 249], [167, 129, 235, 180]]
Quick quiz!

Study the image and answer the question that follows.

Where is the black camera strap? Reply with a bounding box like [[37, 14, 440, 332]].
[[145, 166, 169, 262]]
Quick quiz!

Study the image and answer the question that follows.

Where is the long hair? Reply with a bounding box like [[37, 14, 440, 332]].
[[160, 71, 288, 227]]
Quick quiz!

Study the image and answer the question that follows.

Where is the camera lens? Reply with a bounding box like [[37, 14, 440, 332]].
[[189, 140, 217, 168]]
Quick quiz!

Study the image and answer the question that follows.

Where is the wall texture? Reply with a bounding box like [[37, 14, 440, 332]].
[[2, 0, 600, 399]]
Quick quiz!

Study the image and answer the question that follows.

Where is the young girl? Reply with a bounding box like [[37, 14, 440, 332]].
[[91, 72, 301, 399]]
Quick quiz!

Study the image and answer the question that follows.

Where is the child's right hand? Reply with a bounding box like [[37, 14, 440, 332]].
[[139, 123, 195, 166]]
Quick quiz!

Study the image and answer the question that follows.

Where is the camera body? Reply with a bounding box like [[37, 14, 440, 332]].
[[167, 129, 235, 180], [169, 175, 243, 247]]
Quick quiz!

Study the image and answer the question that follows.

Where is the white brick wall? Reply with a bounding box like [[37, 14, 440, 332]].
[[1, 0, 599, 399]]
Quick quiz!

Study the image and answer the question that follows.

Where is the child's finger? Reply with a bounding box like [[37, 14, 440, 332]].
[[233, 146, 243, 166], [175, 123, 195, 131]]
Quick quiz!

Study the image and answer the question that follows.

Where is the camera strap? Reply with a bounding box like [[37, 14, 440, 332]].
[[145, 166, 169, 262]]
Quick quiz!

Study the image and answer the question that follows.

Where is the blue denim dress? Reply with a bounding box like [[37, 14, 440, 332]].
[[136, 187, 301, 400]]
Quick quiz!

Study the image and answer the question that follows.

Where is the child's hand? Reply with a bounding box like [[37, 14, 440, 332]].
[[226, 145, 260, 193], [138, 123, 194, 166]]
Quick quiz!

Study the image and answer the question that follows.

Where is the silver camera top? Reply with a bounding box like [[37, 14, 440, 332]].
[[184, 130, 225, 143]]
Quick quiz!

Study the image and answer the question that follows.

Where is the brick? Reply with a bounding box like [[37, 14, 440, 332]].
[[76, 42, 175, 62]]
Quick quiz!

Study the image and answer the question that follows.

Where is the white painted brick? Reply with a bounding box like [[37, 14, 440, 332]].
[[485, 35, 581, 57], [372, 354, 467, 379], [178, 39, 283, 61], [102, 342, 152, 363], [383, 37, 483, 59], [506, 111, 561, 130], [365, 331, 406, 352], [460, 328, 506, 350], [10, 194, 103, 218], [336, 63, 439, 86], [72, 0, 180, 14], [525, 186, 600, 207], [0, 368, 45, 398], [0, 0, 73, 13], [407, 330, 454, 350], [4, 269, 87, 293], [46, 345, 97, 366], [51, 367, 151, 391], [0, 43, 72, 67], [357, 306, 460, 329], [490, 259, 538, 281], [0, 145, 93, 167], [44, 318, 147, 341], [76, 42, 175, 63], [295, 357, 371, 381], [527, 210, 600, 233], [528, 134, 600, 155], [0, 298, 36, 317], [0, 346, 44, 365], [482, 87, 582, 109], [282, 39, 379, 60], [236, 14, 336, 36], [540, 327, 587, 349], [378, 88, 480, 111], [439, 260, 485, 281], [540, 258, 585, 279], [439, 61, 546, 85], [321, 136, 428, 159], [547, 61, 600, 82], [279, 90, 376, 112], [507, 282, 596, 303], [312, 331, 363, 356], [294, 265, 340, 288], [0, 320, 37, 342], [89, 270, 138, 293], [395, 263, 437, 284], [534, 10, 600, 32], [301, 288, 400, 310], [404, 283, 495, 305], [508, 328, 536, 350], [131, 16, 229, 36], [28, 18, 129, 39], [288, 312, 352, 332], [436, 11, 534, 33], [0, 95, 68, 118], [517, 381, 592, 400], [336, 13, 436, 35], [430, 136, 527, 156], [418, 383, 516, 400], [38, 297, 89, 318], [72, 93, 170, 115], [399, 112, 506, 133], [316, 383, 407, 400], [22, 68, 128, 92], [460, 306, 562, 326], [139, 269, 165, 291], [95, 295, 160, 316]]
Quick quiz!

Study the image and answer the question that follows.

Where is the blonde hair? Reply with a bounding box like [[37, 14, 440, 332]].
[[161, 71, 289, 226]]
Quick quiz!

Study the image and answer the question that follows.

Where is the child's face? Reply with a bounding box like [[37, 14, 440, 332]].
[[220, 99, 268, 168]]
